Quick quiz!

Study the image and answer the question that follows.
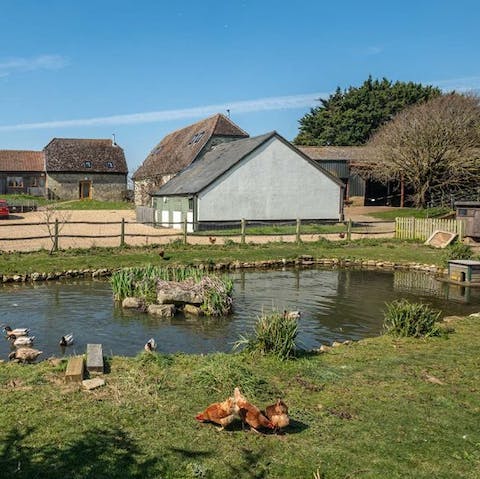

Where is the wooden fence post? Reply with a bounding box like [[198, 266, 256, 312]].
[[346, 219, 352, 241], [183, 218, 188, 245], [120, 218, 125, 247], [241, 218, 246, 244], [296, 218, 301, 244], [54, 218, 59, 252]]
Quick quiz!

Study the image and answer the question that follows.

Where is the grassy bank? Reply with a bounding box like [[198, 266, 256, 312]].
[[0, 238, 447, 275], [0, 315, 478, 478], [368, 207, 451, 220]]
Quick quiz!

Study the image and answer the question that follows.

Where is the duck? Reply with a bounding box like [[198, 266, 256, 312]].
[[2, 325, 30, 338], [9, 335, 35, 347], [283, 310, 301, 320], [8, 347, 43, 363], [144, 338, 157, 352], [59, 333, 74, 347]]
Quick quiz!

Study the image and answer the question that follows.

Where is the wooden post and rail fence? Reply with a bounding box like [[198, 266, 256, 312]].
[[0, 215, 467, 251]]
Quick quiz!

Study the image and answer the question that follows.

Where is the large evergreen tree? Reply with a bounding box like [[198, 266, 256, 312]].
[[294, 77, 441, 146]]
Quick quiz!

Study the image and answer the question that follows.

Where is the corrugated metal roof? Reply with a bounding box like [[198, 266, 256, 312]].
[[298, 145, 374, 161], [0, 150, 45, 172]]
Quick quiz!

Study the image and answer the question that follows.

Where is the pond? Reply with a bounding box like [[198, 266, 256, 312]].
[[1, 268, 479, 359]]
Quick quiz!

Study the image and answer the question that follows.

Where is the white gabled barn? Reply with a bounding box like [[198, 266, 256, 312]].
[[151, 132, 344, 231]]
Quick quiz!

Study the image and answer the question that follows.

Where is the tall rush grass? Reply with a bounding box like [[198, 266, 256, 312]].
[[383, 299, 442, 338], [234, 310, 299, 360]]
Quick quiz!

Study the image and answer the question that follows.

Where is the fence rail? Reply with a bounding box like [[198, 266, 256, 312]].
[[395, 217, 465, 241]]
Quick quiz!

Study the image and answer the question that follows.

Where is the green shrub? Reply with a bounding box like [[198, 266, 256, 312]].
[[234, 310, 299, 360], [383, 299, 442, 338], [442, 241, 473, 266]]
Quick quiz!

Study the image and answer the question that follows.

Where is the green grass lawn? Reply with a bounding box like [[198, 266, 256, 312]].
[[193, 223, 349, 236], [0, 239, 447, 275], [0, 315, 478, 478], [0, 193, 53, 207], [369, 207, 452, 220], [0, 195, 134, 210], [54, 199, 134, 210]]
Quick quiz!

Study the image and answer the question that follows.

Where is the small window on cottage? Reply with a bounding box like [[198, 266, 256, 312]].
[[106, 161, 114, 168], [7, 177, 23, 188], [188, 198, 194, 210], [84, 161, 92, 168], [458, 208, 474, 217]]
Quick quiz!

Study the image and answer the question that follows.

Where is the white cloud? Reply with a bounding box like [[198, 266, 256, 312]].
[[0, 92, 327, 132], [432, 76, 480, 92], [0, 54, 68, 77]]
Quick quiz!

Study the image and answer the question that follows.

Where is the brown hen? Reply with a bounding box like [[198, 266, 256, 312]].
[[195, 397, 236, 431], [265, 399, 290, 433], [234, 387, 274, 433]]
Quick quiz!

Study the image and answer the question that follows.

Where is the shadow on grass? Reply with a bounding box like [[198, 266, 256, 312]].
[[227, 447, 270, 479], [0, 426, 165, 479]]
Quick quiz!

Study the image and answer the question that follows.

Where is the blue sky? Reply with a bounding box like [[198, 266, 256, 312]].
[[1, 0, 479, 174]]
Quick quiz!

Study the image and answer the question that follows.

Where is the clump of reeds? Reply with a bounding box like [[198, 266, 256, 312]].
[[234, 310, 299, 360], [383, 299, 441, 338]]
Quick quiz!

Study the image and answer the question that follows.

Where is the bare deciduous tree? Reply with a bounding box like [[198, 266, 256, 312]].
[[41, 204, 72, 253], [365, 93, 480, 207]]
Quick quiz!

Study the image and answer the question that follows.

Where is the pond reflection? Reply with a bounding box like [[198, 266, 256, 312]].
[[1, 268, 479, 359]]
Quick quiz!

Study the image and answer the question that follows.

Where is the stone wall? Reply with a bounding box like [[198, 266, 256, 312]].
[[47, 173, 127, 201], [134, 175, 174, 206]]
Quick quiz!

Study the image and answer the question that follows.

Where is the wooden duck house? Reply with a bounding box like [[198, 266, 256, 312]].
[[448, 260, 480, 285]]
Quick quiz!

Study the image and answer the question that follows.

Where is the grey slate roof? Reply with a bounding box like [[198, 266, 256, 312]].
[[152, 132, 343, 196]]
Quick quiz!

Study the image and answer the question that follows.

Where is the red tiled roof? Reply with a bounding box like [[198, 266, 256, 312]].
[[0, 150, 45, 172], [132, 113, 249, 180]]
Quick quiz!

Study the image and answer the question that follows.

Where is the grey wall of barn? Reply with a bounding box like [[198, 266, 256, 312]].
[[197, 137, 343, 221], [47, 173, 127, 201]]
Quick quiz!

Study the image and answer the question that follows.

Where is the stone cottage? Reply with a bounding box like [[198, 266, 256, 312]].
[[43, 138, 128, 201], [132, 113, 249, 206]]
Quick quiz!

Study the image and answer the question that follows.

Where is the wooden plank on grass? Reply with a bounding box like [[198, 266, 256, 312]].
[[65, 356, 84, 383], [86, 344, 104, 373]]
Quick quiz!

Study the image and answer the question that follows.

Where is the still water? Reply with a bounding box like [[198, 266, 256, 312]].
[[1, 268, 479, 359]]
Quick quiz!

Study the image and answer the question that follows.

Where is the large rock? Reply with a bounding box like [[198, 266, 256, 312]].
[[122, 297, 144, 309], [147, 304, 175, 317], [183, 304, 203, 316], [157, 280, 204, 305]]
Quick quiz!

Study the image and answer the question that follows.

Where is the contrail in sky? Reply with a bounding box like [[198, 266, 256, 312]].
[[0, 76, 478, 132], [0, 93, 327, 132]]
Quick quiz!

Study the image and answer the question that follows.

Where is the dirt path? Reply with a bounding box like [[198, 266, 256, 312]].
[[0, 207, 396, 252]]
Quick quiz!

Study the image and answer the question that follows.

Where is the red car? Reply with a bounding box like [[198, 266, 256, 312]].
[[0, 199, 10, 219]]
